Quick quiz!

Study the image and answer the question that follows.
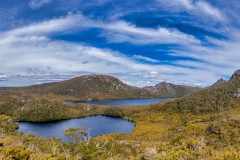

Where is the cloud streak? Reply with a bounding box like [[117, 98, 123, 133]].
[[132, 55, 160, 63], [158, 0, 224, 21], [29, 0, 53, 9], [2, 12, 200, 46]]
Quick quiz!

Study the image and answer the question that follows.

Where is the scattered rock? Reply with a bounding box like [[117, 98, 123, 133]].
[[234, 88, 240, 97], [187, 143, 203, 151], [177, 128, 183, 132], [132, 142, 141, 148], [144, 147, 157, 158], [161, 151, 167, 157], [118, 141, 129, 145]]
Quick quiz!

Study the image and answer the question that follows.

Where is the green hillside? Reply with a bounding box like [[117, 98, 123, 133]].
[[157, 72, 240, 114]]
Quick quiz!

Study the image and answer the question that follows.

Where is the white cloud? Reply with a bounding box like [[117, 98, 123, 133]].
[[173, 0, 194, 9], [3, 13, 85, 37], [158, 0, 224, 21], [195, 1, 223, 20], [29, 0, 53, 9], [0, 74, 7, 82], [0, 12, 239, 87], [169, 36, 240, 82], [0, 29, 217, 87], [0, 24, 155, 78], [101, 21, 200, 45], [0, 74, 7, 78], [144, 71, 159, 78], [132, 55, 160, 63], [2, 12, 200, 46]]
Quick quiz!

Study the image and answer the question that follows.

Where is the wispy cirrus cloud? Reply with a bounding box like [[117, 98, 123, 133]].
[[101, 21, 200, 45], [3, 13, 82, 37], [1, 0, 240, 87], [158, 0, 224, 21], [0, 14, 153, 77], [29, 0, 53, 9], [2, 12, 200, 46], [132, 55, 160, 63], [0, 13, 219, 87]]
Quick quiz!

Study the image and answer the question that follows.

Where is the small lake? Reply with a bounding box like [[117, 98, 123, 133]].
[[65, 98, 172, 106], [17, 115, 134, 142]]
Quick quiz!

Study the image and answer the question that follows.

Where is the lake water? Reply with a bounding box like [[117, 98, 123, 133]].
[[65, 98, 172, 106], [17, 115, 134, 142]]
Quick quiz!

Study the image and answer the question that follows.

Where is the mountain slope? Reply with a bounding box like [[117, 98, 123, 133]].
[[143, 82, 202, 97], [22, 75, 147, 100], [159, 70, 240, 113]]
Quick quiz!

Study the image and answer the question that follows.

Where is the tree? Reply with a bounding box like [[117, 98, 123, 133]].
[[64, 128, 87, 143]]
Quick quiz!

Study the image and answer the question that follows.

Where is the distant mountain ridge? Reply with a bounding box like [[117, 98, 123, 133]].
[[160, 70, 240, 113], [0, 74, 202, 100], [144, 82, 202, 97]]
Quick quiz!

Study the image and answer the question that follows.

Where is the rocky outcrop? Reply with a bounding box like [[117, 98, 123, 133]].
[[143, 82, 202, 97], [231, 70, 240, 80], [234, 88, 240, 97], [209, 78, 227, 88]]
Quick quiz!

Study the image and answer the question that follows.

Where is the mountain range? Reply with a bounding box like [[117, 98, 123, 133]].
[[0, 75, 202, 100]]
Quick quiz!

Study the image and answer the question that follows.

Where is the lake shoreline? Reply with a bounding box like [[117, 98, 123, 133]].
[[17, 115, 135, 142], [17, 114, 136, 124], [64, 97, 173, 106]]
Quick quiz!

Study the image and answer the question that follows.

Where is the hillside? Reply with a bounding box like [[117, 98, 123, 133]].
[[21, 75, 146, 100], [144, 82, 202, 97], [0, 75, 201, 100], [158, 70, 240, 113]]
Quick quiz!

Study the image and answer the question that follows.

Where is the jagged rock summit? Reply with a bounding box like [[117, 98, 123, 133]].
[[231, 70, 240, 80], [209, 78, 227, 88], [143, 82, 202, 97]]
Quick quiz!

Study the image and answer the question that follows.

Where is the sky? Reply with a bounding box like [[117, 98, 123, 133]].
[[0, 0, 240, 87]]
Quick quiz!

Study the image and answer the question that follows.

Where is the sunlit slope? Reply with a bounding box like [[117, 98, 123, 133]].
[[157, 70, 240, 113]]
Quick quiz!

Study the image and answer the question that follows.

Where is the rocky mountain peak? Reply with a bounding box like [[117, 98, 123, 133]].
[[155, 82, 171, 86], [231, 70, 240, 80], [217, 78, 225, 82], [209, 78, 226, 88]]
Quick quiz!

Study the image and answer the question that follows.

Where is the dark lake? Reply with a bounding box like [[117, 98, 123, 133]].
[[65, 98, 172, 106], [17, 115, 134, 142]]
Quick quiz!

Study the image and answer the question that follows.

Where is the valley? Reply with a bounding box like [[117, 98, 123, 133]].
[[0, 71, 240, 159]]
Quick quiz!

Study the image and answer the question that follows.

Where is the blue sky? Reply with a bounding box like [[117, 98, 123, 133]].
[[0, 0, 239, 87]]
